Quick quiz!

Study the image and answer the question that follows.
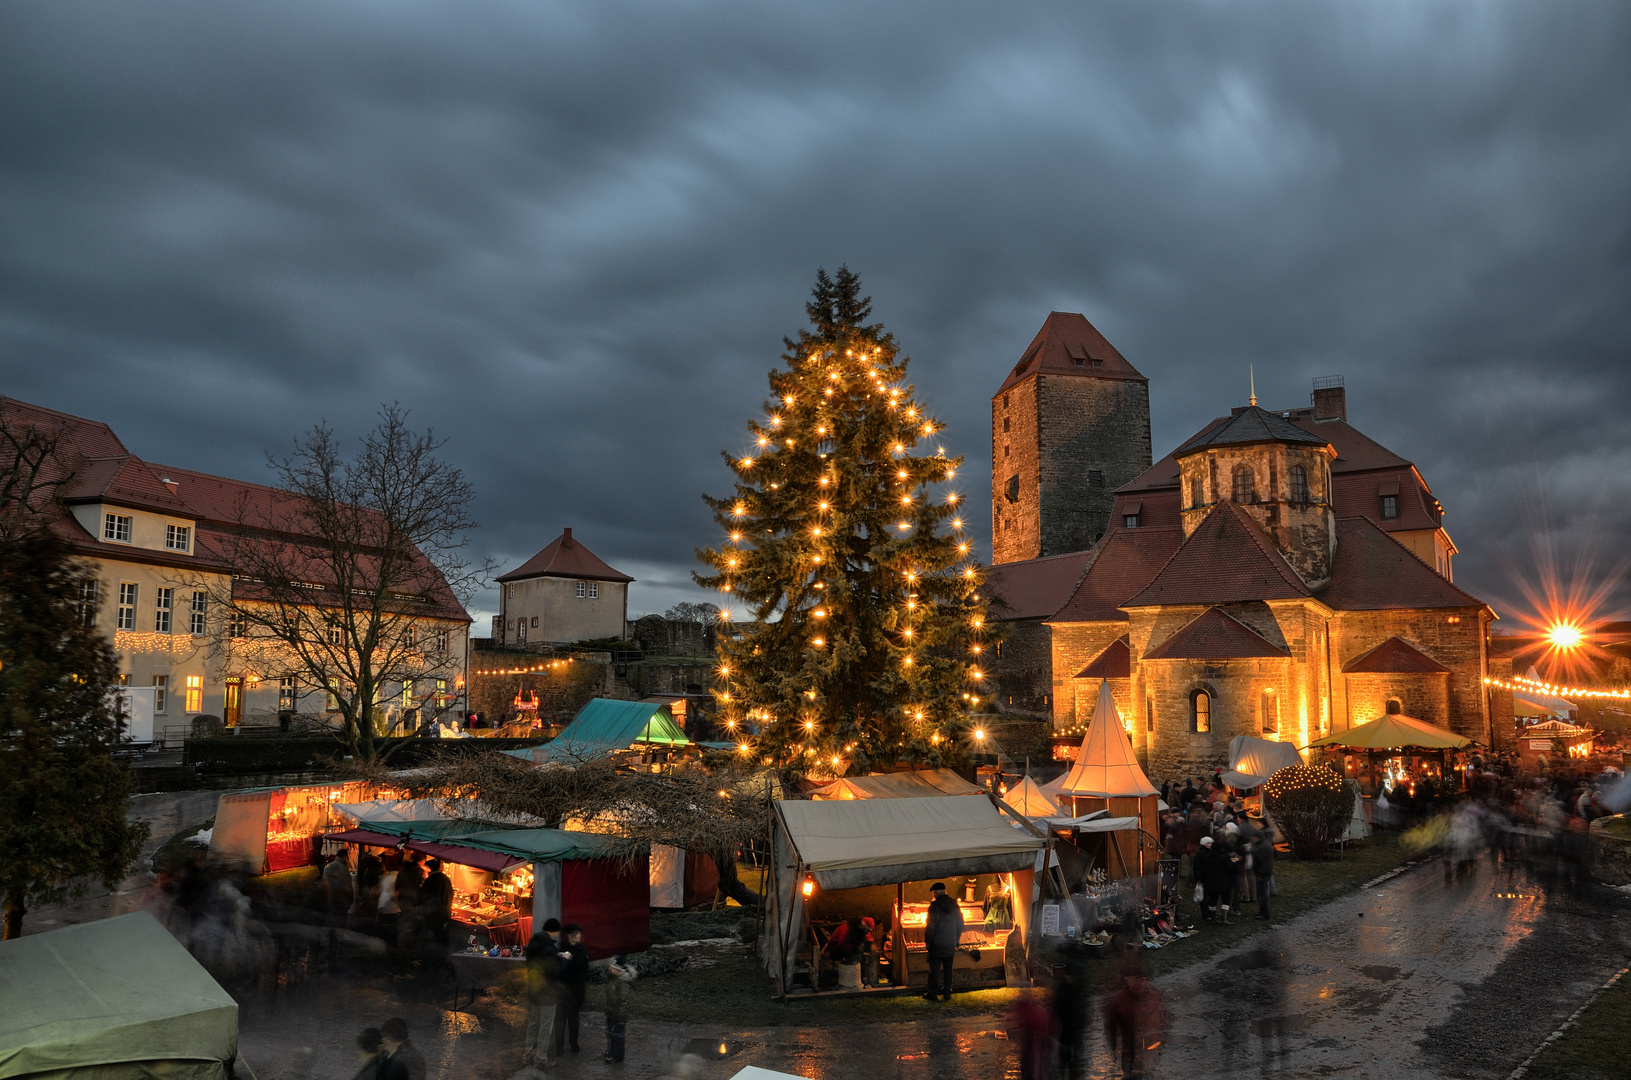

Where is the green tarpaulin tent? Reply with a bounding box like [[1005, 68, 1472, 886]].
[[0, 910, 238, 1080], [515, 698, 691, 763]]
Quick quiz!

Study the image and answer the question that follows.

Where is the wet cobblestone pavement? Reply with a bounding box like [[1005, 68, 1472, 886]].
[[224, 856, 1631, 1080]]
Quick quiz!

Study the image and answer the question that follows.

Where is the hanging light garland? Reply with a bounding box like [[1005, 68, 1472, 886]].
[[1483, 675, 1630, 700]]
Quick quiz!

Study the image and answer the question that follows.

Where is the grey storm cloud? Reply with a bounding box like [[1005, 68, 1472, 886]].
[[2, 1, 1629, 627]]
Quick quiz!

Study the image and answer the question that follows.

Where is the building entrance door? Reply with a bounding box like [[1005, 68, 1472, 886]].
[[223, 678, 243, 726]]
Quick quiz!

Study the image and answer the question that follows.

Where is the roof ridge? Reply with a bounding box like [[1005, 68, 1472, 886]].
[[1325, 515, 1491, 611]]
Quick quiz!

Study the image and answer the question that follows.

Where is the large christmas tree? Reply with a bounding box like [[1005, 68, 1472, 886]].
[[695, 267, 994, 775]]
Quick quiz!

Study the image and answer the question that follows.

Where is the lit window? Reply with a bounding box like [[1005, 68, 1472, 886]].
[[402, 679, 414, 706], [103, 513, 132, 542], [78, 579, 99, 627], [1124, 514, 1140, 528], [1190, 690, 1211, 733], [165, 523, 190, 552], [189, 592, 207, 635], [151, 675, 168, 713], [1381, 495, 1399, 519], [117, 583, 137, 630], [326, 678, 340, 710], [279, 677, 296, 711], [1145, 694, 1154, 733], [435, 678, 448, 707], [588, 582, 599, 599], [576, 581, 586, 598], [154, 587, 172, 633], [1232, 465, 1255, 503], [184, 675, 203, 713], [1260, 688, 1279, 733], [117, 673, 130, 686], [1289, 464, 1309, 503]]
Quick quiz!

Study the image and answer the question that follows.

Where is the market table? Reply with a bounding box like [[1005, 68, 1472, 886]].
[[449, 952, 525, 1011]]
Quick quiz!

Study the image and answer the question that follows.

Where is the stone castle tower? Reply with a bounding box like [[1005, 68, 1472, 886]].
[[991, 312, 1152, 564]]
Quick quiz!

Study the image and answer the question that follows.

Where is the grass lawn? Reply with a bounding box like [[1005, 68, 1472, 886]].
[[1515, 970, 1631, 1080], [1599, 815, 1630, 839], [616, 833, 1411, 1026]]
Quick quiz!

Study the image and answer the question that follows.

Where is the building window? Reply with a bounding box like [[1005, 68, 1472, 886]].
[[1190, 689, 1211, 733], [1260, 688, 1279, 733], [1087, 470, 1104, 488], [154, 587, 172, 632], [326, 678, 341, 710], [588, 582, 599, 599], [165, 523, 191, 552], [152, 675, 168, 714], [1146, 694, 1155, 733], [229, 611, 247, 638], [1002, 393, 1010, 409], [1385, 697, 1403, 715], [1190, 477, 1204, 509], [117, 583, 137, 630], [1289, 464, 1309, 503], [189, 592, 207, 635], [435, 678, 449, 707], [402, 679, 414, 706], [117, 673, 130, 687], [103, 513, 132, 542], [576, 581, 587, 598], [1124, 514, 1140, 528], [1381, 495, 1399, 519], [1003, 444, 1010, 458], [517, 620, 528, 642], [508, 585, 516, 598], [184, 675, 203, 713], [435, 629, 449, 653], [279, 677, 296, 711], [78, 579, 99, 627], [327, 623, 343, 646], [1232, 464, 1255, 503], [1002, 417, 1010, 432]]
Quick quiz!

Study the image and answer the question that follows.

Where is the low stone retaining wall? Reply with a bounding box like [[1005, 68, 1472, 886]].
[[1591, 816, 1631, 885]]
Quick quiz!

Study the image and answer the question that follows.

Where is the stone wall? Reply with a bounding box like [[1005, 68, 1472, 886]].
[[1049, 620, 1131, 728], [992, 378, 1042, 563], [993, 617, 1055, 717], [628, 614, 715, 658], [1342, 672, 1450, 728], [1142, 656, 1294, 782], [467, 649, 609, 725], [1328, 608, 1490, 742], [1177, 442, 1335, 585]]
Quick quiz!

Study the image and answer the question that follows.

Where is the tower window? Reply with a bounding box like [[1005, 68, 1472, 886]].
[[1002, 417, 1010, 432], [1190, 477, 1204, 509], [1003, 444, 1010, 458], [1289, 464, 1309, 503], [1381, 495, 1399, 519], [1005, 475, 1020, 503], [1145, 694, 1155, 733], [1190, 690, 1211, 733], [1232, 464, 1256, 503], [1002, 394, 1010, 409], [1087, 470, 1104, 487]]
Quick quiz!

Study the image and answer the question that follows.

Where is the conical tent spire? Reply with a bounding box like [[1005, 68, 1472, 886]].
[[1002, 775, 1063, 819], [1058, 682, 1158, 797]]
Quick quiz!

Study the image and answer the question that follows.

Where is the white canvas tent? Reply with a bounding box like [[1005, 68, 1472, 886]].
[[811, 769, 981, 800], [762, 796, 1044, 993], [1513, 667, 1578, 719], [1222, 735, 1304, 789], [1056, 683, 1159, 802], [0, 911, 237, 1080], [1002, 776, 1063, 819]]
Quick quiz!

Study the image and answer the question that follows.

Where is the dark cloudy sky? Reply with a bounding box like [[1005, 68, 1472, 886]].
[[4, 2, 1629, 632]]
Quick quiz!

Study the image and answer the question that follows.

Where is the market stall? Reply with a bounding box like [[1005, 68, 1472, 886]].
[[209, 781, 378, 874], [1515, 718, 1595, 764], [509, 698, 692, 765], [812, 769, 983, 800], [1002, 775, 1064, 819], [0, 910, 238, 1080], [1307, 712, 1472, 812], [761, 795, 1045, 997], [1054, 683, 1160, 879]]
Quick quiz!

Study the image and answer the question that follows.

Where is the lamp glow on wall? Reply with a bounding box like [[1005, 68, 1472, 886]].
[[801, 875, 816, 899]]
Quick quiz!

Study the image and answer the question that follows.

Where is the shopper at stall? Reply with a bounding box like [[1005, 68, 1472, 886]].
[[419, 859, 453, 948], [523, 919, 562, 1069], [353, 851, 384, 935], [322, 851, 355, 925], [553, 923, 591, 1056], [378, 1018, 425, 1080], [396, 855, 424, 940], [922, 882, 964, 1002], [1193, 837, 1229, 923]]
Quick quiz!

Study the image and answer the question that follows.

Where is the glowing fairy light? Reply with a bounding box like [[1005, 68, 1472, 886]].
[[1547, 622, 1584, 650]]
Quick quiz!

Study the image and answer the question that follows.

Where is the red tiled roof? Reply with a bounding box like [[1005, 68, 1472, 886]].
[[1075, 636, 1131, 679], [984, 549, 1094, 622], [497, 528, 634, 584], [1143, 607, 1290, 661], [1317, 517, 1489, 613], [1046, 526, 1184, 624], [1342, 636, 1450, 674], [994, 312, 1146, 396], [1123, 502, 1309, 608]]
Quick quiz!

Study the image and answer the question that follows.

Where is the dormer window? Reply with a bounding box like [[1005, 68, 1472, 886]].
[[166, 523, 191, 552], [1124, 514, 1140, 528], [1381, 495, 1399, 519], [103, 513, 132, 543]]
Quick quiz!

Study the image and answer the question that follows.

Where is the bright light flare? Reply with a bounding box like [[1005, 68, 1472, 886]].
[[1547, 622, 1585, 650]]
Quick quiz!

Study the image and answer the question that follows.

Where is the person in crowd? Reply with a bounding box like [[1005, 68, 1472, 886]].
[[353, 850, 383, 934], [603, 955, 634, 1064], [1193, 836, 1229, 923], [350, 1028, 385, 1080], [523, 918, 562, 1069], [322, 851, 355, 925], [1184, 803, 1209, 881], [419, 859, 453, 948], [553, 923, 591, 1056], [376, 864, 401, 945], [395, 854, 425, 942], [1252, 824, 1276, 920], [1104, 952, 1166, 1080], [922, 881, 964, 1002], [378, 1018, 425, 1080], [1180, 778, 1199, 809], [1007, 989, 1053, 1080]]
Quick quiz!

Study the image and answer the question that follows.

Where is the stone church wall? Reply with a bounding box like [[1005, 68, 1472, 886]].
[[1328, 608, 1490, 743], [1342, 672, 1450, 729], [992, 617, 1055, 717]]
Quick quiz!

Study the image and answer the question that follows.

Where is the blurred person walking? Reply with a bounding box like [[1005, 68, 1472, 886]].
[[1104, 956, 1166, 1080], [350, 1028, 386, 1080], [523, 918, 562, 1069], [419, 859, 453, 949], [379, 1018, 424, 1080], [1007, 989, 1053, 1080]]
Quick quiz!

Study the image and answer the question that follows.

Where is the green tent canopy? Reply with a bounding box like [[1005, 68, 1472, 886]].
[[0, 910, 237, 1080], [522, 698, 691, 763]]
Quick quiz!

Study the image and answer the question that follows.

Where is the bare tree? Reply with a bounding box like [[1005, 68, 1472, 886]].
[[198, 405, 490, 761], [0, 405, 74, 542]]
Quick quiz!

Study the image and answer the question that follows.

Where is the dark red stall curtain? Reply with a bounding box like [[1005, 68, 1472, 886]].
[[683, 850, 719, 908], [561, 855, 651, 960]]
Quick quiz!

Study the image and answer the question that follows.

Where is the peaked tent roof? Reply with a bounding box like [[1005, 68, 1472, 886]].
[[1124, 502, 1310, 608], [995, 312, 1147, 396], [1047, 526, 1185, 624], [812, 769, 981, 800], [497, 527, 634, 584], [526, 698, 689, 763], [1305, 713, 1471, 750], [1075, 636, 1132, 678], [1317, 517, 1491, 613], [1144, 608, 1290, 661], [1341, 636, 1450, 674], [1002, 775, 1063, 818], [1057, 682, 1159, 798], [1175, 404, 1333, 456], [984, 549, 1095, 621]]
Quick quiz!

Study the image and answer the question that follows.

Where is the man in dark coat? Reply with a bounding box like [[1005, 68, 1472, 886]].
[[522, 919, 562, 1068], [922, 882, 964, 1002], [378, 1018, 425, 1080], [553, 923, 592, 1055], [1194, 836, 1231, 923], [418, 859, 453, 948]]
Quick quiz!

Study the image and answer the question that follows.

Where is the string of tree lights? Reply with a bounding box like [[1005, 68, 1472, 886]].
[[1483, 674, 1631, 700], [694, 267, 999, 774], [471, 659, 577, 676]]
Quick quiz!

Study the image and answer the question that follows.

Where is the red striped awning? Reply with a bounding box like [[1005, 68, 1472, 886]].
[[327, 829, 525, 873]]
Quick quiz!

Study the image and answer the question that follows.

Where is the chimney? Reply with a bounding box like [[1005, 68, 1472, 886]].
[[1311, 375, 1346, 422], [562, 527, 573, 548], [160, 476, 179, 495]]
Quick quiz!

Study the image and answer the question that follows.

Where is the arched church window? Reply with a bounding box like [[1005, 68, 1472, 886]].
[[1190, 690, 1211, 733], [1289, 464, 1309, 503], [1260, 687, 1279, 733], [1190, 477, 1205, 509], [1232, 464, 1256, 503]]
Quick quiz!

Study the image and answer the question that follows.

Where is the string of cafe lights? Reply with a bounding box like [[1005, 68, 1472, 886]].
[[472, 658, 577, 677], [1483, 674, 1630, 700]]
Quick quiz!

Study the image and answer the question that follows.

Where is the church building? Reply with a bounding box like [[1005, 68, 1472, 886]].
[[984, 314, 1511, 777]]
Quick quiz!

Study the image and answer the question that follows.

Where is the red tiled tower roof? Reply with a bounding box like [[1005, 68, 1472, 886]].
[[1075, 636, 1132, 679], [984, 549, 1095, 622], [1143, 607, 1290, 661], [1123, 502, 1309, 608], [1045, 526, 1184, 624], [497, 528, 634, 584], [994, 312, 1146, 396], [1316, 518, 1488, 612], [1342, 636, 1450, 674]]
